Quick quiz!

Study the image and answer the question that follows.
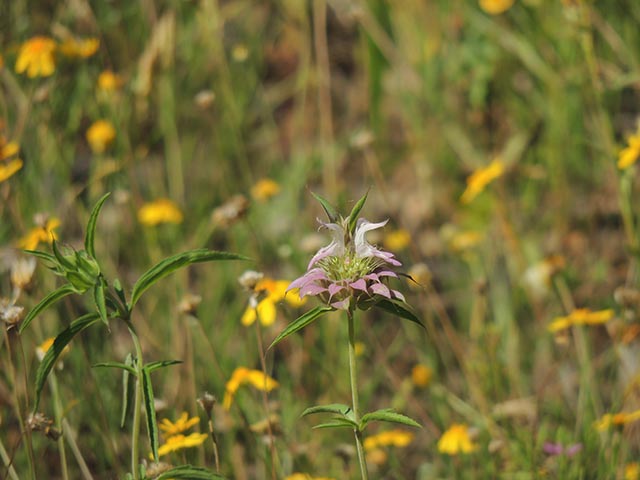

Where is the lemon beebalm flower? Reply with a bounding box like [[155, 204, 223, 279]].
[[251, 178, 281, 202], [618, 134, 640, 170], [86, 119, 116, 154], [59, 37, 99, 58], [138, 198, 183, 226], [223, 367, 278, 410], [15, 36, 57, 78], [479, 0, 515, 15], [241, 278, 306, 327], [547, 308, 614, 333], [98, 70, 124, 92], [157, 432, 207, 457], [383, 228, 411, 252], [437, 424, 478, 455], [18, 217, 61, 250], [159, 412, 200, 436], [460, 159, 504, 204]]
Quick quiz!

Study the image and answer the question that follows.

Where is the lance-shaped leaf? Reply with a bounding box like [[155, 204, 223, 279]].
[[311, 191, 339, 223], [93, 278, 108, 325], [142, 366, 159, 462], [301, 403, 352, 418], [268, 306, 333, 350], [91, 361, 137, 375], [145, 359, 182, 373], [312, 418, 359, 430], [347, 190, 369, 235], [20, 284, 77, 333], [121, 354, 135, 428], [24, 249, 57, 265], [374, 298, 423, 328], [155, 465, 226, 479], [34, 312, 101, 410], [360, 408, 422, 430], [84, 192, 110, 258], [130, 249, 247, 308]]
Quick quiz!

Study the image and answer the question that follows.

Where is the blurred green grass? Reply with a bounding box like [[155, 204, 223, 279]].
[[2, 0, 640, 478]]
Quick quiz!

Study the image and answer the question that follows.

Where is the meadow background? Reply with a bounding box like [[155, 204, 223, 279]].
[[2, 0, 640, 478]]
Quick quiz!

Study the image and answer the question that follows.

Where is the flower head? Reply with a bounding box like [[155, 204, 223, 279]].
[[363, 429, 414, 450], [98, 70, 124, 92], [58, 37, 100, 58], [289, 194, 405, 311], [460, 159, 504, 204], [411, 364, 433, 388], [437, 423, 478, 455], [479, 0, 515, 15], [241, 277, 306, 327], [618, 133, 640, 170], [15, 36, 57, 78], [0, 135, 22, 183], [223, 367, 278, 410], [542, 441, 582, 457], [251, 178, 280, 202], [138, 199, 183, 226], [547, 308, 614, 333], [17, 217, 60, 251], [86, 119, 116, 154], [159, 412, 200, 436], [594, 409, 640, 431], [157, 432, 208, 457]]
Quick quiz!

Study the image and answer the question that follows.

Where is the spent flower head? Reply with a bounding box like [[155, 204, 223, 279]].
[[288, 192, 408, 311]]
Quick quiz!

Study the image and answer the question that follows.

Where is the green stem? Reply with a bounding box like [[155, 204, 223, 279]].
[[347, 309, 369, 480], [48, 371, 69, 480], [126, 321, 144, 480]]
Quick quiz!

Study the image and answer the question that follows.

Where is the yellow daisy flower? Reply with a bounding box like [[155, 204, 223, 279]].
[[223, 367, 278, 410], [15, 36, 57, 78], [0, 135, 23, 183], [137, 199, 183, 226], [17, 217, 61, 251], [159, 412, 200, 436], [97, 70, 124, 92], [363, 429, 414, 450], [626, 463, 639, 480], [547, 308, 614, 333], [86, 119, 116, 154], [157, 432, 208, 457], [251, 178, 280, 202], [460, 159, 504, 204], [594, 409, 640, 431], [58, 37, 100, 58], [479, 0, 515, 15], [411, 364, 433, 388], [618, 133, 640, 170], [241, 278, 306, 327], [383, 229, 411, 252], [437, 424, 478, 455]]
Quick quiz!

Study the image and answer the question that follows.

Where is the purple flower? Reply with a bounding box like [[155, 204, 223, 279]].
[[289, 215, 405, 310], [543, 442, 582, 457]]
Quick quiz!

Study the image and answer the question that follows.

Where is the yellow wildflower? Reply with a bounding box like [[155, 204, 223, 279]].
[[366, 448, 388, 466], [15, 36, 57, 78], [411, 364, 433, 388], [0, 135, 22, 183], [159, 412, 200, 436], [223, 367, 278, 410], [284, 475, 335, 480], [59, 37, 100, 58], [594, 409, 640, 431], [383, 229, 411, 252], [363, 429, 414, 450], [479, 0, 515, 15], [241, 278, 306, 327], [36, 337, 70, 364], [97, 70, 123, 92], [626, 463, 639, 480], [138, 199, 183, 226], [17, 217, 61, 251], [157, 432, 208, 457], [86, 119, 116, 154], [450, 230, 483, 251], [251, 178, 280, 202], [232, 44, 249, 62], [460, 159, 504, 204], [618, 134, 640, 170], [437, 424, 478, 455], [547, 308, 614, 333]]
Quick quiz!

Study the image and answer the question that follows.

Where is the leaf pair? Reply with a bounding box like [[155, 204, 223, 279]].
[[312, 190, 368, 235], [301, 403, 421, 432]]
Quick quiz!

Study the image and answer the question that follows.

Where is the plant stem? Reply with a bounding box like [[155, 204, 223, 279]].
[[126, 321, 144, 480], [347, 308, 369, 480], [48, 371, 69, 480]]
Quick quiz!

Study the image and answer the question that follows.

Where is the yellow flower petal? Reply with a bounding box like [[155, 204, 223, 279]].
[[157, 432, 207, 457], [86, 120, 116, 154], [15, 36, 57, 78], [138, 198, 183, 226], [251, 178, 280, 202], [364, 429, 414, 450], [383, 229, 411, 252], [223, 367, 278, 410], [411, 364, 433, 388], [460, 159, 504, 204], [0, 158, 23, 183], [479, 0, 515, 15], [437, 424, 478, 455], [159, 412, 200, 436]]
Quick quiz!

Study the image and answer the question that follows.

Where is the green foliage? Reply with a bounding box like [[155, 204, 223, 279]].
[[268, 306, 334, 350], [20, 284, 77, 333], [347, 190, 369, 235], [142, 367, 159, 462]]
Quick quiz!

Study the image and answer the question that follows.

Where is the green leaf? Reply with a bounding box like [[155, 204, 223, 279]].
[[145, 359, 182, 373], [268, 306, 333, 350], [91, 361, 137, 375], [113, 278, 128, 307], [347, 190, 369, 235], [301, 403, 352, 417], [20, 284, 77, 333], [311, 191, 339, 223], [155, 465, 226, 479], [84, 192, 110, 258], [121, 354, 135, 428], [93, 278, 108, 325], [130, 249, 247, 308], [24, 249, 57, 265], [360, 408, 422, 430], [142, 367, 159, 462], [374, 298, 424, 328], [52, 239, 75, 271], [312, 419, 358, 430], [33, 313, 101, 410]]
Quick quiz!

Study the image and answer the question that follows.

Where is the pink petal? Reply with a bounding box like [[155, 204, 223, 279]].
[[370, 282, 391, 298], [300, 283, 327, 297], [328, 283, 345, 297], [391, 290, 405, 302], [287, 268, 327, 291], [331, 298, 350, 310], [349, 279, 367, 292]]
